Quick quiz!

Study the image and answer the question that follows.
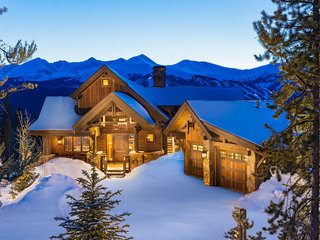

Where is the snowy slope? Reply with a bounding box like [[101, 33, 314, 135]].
[[0, 152, 284, 240]]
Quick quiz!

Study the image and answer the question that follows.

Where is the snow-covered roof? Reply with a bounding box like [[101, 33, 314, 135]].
[[187, 100, 287, 145], [107, 66, 169, 119], [139, 86, 244, 106], [29, 96, 81, 131], [114, 92, 155, 125]]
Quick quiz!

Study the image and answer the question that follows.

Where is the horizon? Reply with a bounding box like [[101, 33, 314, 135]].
[[25, 53, 274, 71], [1, 0, 275, 70]]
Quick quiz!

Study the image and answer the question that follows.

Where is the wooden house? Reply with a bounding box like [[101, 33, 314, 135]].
[[164, 100, 286, 193], [29, 65, 244, 169], [29, 63, 285, 192]]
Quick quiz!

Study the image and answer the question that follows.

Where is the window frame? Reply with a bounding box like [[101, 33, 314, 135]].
[[146, 133, 154, 143], [101, 76, 112, 87], [64, 136, 91, 152]]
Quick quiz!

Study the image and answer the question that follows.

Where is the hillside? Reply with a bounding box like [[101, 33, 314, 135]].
[[0, 152, 286, 240]]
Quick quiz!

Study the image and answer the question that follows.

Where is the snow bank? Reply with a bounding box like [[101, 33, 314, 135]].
[[35, 157, 105, 179], [0, 153, 289, 240]]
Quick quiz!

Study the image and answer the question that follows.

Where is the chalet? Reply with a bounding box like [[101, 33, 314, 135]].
[[29, 64, 284, 193], [164, 100, 286, 193]]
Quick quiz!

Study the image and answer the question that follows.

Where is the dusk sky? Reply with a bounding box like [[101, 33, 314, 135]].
[[1, 0, 275, 69]]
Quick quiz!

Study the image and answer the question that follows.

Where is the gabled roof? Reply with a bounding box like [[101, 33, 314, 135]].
[[70, 64, 169, 123], [73, 92, 155, 131], [187, 100, 287, 146], [165, 100, 287, 150], [29, 96, 81, 131]]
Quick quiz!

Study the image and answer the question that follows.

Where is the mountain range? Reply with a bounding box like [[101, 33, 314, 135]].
[[1, 54, 281, 114]]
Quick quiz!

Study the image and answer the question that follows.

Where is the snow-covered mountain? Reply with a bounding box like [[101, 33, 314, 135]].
[[0, 54, 280, 86], [1, 54, 282, 114]]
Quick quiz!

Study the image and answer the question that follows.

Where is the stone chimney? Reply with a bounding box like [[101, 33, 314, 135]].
[[153, 66, 166, 87]]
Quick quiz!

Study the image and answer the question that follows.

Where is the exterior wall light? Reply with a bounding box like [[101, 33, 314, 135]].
[[202, 150, 208, 159]]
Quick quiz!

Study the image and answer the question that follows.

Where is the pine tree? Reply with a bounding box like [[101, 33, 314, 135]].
[[0, 5, 37, 100], [51, 166, 132, 240], [253, 1, 320, 239]]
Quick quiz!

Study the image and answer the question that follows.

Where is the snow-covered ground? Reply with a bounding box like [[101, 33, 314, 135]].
[[0, 152, 286, 240]]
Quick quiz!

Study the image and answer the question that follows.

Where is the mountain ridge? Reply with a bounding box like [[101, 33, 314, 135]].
[[0, 54, 280, 84]]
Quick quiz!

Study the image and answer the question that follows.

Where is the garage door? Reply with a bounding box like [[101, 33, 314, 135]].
[[189, 142, 204, 178], [218, 149, 247, 192]]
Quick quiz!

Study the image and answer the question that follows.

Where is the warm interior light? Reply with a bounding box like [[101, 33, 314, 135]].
[[101, 77, 109, 86], [146, 134, 154, 142], [202, 151, 207, 158], [58, 138, 62, 145]]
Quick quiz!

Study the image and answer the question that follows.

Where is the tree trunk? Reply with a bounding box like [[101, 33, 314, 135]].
[[311, 1, 320, 239]]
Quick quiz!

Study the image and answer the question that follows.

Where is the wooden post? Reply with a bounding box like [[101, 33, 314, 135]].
[[122, 156, 126, 177]]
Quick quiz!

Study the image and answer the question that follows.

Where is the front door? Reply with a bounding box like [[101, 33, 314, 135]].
[[113, 134, 129, 162]]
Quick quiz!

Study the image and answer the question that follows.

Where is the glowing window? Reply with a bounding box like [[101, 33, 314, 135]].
[[192, 145, 198, 151], [220, 151, 226, 158], [64, 136, 72, 151], [73, 137, 81, 152], [101, 77, 110, 86], [82, 137, 90, 152], [146, 134, 154, 143]]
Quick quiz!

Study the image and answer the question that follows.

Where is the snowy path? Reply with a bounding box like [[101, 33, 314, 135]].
[[0, 152, 282, 240]]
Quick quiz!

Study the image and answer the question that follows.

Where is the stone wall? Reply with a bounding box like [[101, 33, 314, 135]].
[[129, 151, 164, 170], [202, 140, 215, 186]]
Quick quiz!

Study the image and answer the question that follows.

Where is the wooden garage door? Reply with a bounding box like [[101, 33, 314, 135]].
[[189, 142, 204, 178], [218, 149, 247, 192]]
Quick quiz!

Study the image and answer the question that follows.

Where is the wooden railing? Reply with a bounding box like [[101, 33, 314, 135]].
[[100, 155, 131, 177]]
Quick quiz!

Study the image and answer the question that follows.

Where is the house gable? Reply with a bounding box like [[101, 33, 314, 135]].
[[164, 101, 212, 141], [70, 64, 168, 123]]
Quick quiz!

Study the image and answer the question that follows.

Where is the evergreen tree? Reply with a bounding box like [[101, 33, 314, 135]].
[[51, 166, 132, 240], [0, 5, 37, 100], [253, 1, 320, 239]]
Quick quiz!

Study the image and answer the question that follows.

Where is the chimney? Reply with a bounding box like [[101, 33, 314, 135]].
[[153, 66, 166, 87]]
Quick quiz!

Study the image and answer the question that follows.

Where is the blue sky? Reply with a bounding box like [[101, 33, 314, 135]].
[[0, 0, 275, 69]]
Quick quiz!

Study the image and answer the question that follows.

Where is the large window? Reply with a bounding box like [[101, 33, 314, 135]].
[[64, 136, 91, 152], [65, 136, 72, 151]]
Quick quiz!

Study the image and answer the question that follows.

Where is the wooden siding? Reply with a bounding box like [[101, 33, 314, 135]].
[[138, 127, 163, 152], [77, 74, 124, 115], [184, 121, 203, 175]]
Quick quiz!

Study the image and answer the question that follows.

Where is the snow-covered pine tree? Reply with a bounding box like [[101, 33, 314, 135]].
[[253, 1, 320, 239], [51, 166, 132, 240]]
